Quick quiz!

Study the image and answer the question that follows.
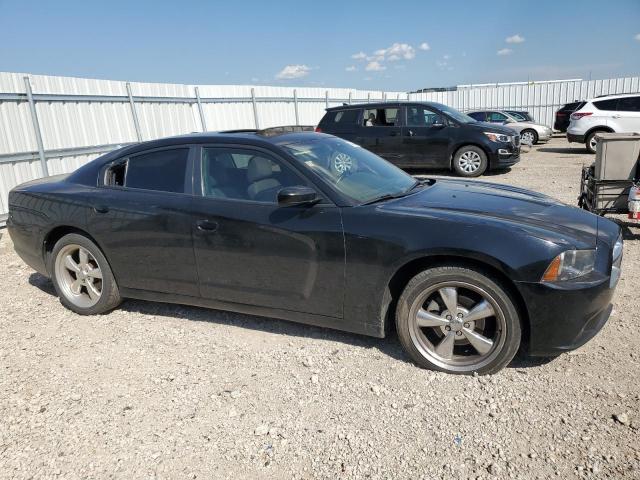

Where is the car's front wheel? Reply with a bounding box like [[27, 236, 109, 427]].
[[452, 146, 487, 177], [396, 266, 521, 375], [49, 233, 121, 315]]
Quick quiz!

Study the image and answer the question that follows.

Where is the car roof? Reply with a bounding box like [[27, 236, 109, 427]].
[[104, 130, 322, 159], [587, 92, 639, 102], [325, 101, 443, 111]]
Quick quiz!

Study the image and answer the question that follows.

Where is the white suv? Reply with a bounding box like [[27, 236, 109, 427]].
[[567, 93, 640, 153]]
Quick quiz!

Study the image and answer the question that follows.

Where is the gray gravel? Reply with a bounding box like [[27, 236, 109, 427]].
[[1, 136, 639, 479]]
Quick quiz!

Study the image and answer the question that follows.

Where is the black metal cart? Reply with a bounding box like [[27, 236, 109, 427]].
[[578, 164, 636, 216]]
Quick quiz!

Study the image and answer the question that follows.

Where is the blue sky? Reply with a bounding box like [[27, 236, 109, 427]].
[[1, 0, 639, 91]]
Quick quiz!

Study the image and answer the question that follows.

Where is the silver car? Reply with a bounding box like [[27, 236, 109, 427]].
[[467, 110, 552, 145]]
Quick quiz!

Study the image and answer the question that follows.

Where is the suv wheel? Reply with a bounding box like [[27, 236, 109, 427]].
[[396, 266, 521, 375], [453, 146, 487, 177], [585, 131, 603, 154], [49, 233, 122, 315]]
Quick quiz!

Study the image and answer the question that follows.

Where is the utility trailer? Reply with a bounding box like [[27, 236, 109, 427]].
[[578, 133, 640, 219]]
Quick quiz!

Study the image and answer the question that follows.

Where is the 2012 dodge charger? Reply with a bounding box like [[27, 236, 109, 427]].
[[7, 130, 623, 374]]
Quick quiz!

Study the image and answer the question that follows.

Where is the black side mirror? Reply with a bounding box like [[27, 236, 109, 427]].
[[277, 186, 319, 206]]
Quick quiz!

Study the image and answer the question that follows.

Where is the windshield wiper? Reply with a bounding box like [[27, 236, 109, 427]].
[[361, 179, 431, 206]]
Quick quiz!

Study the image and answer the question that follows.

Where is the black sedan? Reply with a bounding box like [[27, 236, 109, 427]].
[[7, 131, 623, 374]]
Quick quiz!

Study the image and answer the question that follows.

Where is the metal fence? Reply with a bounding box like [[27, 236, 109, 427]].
[[410, 77, 640, 128], [1, 71, 639, 223]]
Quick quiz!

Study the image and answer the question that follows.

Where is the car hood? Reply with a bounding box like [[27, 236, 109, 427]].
[[380, 178, 599, 247], [466, 121, 517, 136]]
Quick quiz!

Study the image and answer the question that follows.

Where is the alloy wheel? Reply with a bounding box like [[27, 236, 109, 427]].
[[589, 135, 598, 152], [521, 131, 536, 145], [333, 152, 353, 174], [408, 281, 506, 372], [457, 151, 481, 173], [54, 244, 103, 308]]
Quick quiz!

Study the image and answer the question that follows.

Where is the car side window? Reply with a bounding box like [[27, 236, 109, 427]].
[[201, 147, 305, 203], [487, 112, 509, 123], [468, 112, 485, 121], [617, 96, 640, 112], [363, 108, 399, 127], [593, 98, 618, 111], [104, 148, 189, 193], [333, 109, 360, 124], [406, 106, 444, 127]]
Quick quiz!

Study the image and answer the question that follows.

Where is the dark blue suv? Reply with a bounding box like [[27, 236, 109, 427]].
[[316, 101, 520, 177]]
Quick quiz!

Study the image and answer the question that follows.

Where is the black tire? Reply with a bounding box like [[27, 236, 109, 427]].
[[521, 129, 538, 145], [585, 130, 602, 154], [395, 265, 521, 375], [452, 146, 488, 177], [48, 233, 121, 315]]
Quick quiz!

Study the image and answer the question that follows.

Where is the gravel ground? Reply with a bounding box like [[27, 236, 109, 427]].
[[0, 136, 639, 479]]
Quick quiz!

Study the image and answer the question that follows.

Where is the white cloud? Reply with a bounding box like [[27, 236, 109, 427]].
[[443, 54, 451, 60], [635, 33, 640, 41], [345, 65, 357, 72], [419, 42, 430, 51], [506, 34, 525, 44], [351, 51, 367, 60], [365, 60, 386, 71], [497, 48, 513, 56], [377, 42, 416, 61], [275, 64, 311, 79]]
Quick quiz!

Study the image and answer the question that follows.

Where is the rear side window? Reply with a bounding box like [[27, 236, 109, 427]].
[[105, 148, 189, 193], [467, 112, 486, 121], [487, 112, 509, 122], [593, 98, 618, 111], [617, 96, 640, 112]]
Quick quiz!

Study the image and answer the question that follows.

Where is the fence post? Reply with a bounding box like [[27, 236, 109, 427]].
[[126, 82, 143, 142], [367, 92, 371, 103], [23, 76, 49, 177], [194, 86, 207, 132], [293, 89, 300, 126], [251, 88, 260, 129], [325, 90, 329, 109], [348, 91, 352, 104]]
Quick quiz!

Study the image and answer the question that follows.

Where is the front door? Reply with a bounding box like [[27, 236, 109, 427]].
[[190, 145, 345, 318], [401, 105, 452, 168], [90, 146, 199, 297]]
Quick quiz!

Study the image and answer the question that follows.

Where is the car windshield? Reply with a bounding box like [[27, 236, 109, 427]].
[[280, 136, 417, 204], [431, 102, 476, 123]]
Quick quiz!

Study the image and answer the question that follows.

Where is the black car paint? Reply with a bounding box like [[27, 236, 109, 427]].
[[7, 132, 621, 356], [316, 102, 520, 171]]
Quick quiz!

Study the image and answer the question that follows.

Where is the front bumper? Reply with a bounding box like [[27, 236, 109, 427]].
[[517, 278, 615, 356], [538, 129, 553, 141], [488, 144, 520, 170]]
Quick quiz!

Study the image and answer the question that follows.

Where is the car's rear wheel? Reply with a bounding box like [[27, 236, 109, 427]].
[[396, 266, 521, 375], [585, 131, 602, 154], [452, 146, 487, 177], [520, 129, 538, 145], [49, 233, 121, 315]]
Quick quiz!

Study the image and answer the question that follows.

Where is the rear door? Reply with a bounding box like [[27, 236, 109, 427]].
[[614, 96, 640, 132], [90, 146, 199, 297], [356, 106, 404, 164], [401, 105, 452, 168]]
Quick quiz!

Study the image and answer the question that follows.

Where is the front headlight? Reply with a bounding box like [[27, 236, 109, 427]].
[[610, 234, 623, 287], [484, 132, 511, 143], [542, 249, 596, 282]]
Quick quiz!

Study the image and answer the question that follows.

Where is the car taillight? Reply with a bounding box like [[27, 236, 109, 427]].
[[570, 112, 592, 120], [314, 127, 322, 132]]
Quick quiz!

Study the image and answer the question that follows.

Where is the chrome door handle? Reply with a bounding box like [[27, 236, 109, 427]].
[[196, 220, 219, 232], [93, 205, 109, 214]]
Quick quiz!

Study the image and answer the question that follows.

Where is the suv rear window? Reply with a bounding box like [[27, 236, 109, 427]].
[[561, 101, 584, 112], [324, 109, 359, 125], [593, 98, 618, 111]]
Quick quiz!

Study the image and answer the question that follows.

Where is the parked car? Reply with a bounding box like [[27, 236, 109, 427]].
[[316, 102, 520, 177], [567, 93, 640, 153], [504, 110, 535, 122], [554, 101, 584, 133], [466, 110, 552, 145], [7, 131, 623, 375]]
